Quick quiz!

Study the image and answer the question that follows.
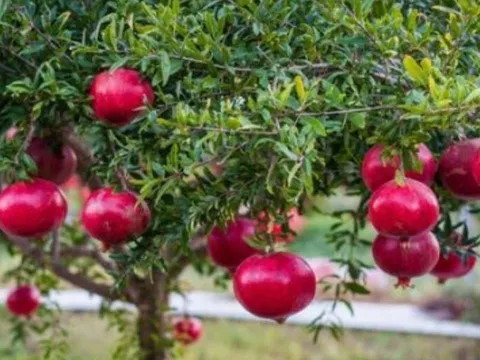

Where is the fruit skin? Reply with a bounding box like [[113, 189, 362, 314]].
[[89, 68, 154, 127], [372, 232, 440, 288], [439, 139, 480, 200], [233, 252, 316, 322], [430, 252, 477, 284], [27, 137, 78, 185], [6, 285, 41, 317], [361, 144, 436, 191], [368, 178, 439, 238], [172, 317, 203, 345], [81, 188, 151, 248], [207, 217, 260, 272], [0, 179, 67, 238]]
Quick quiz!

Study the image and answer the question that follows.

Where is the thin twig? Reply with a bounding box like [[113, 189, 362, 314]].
[[14, 115, 36, 164], [295, 105, 397, 117], [107, 131, 130, 190], [0, 44, 37, 70]]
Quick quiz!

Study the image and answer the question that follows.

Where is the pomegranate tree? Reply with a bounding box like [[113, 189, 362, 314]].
[[372, 232, 440, 288], [368, 178, 440, 238], [233, 252, 316, 323], [2, 1, 480, 359]]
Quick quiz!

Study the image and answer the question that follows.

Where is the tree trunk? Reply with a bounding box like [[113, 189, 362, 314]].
[[137, 273, 171, 360]]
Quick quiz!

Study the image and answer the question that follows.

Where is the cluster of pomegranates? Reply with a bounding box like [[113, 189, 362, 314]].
[[362, 142, 478, 287], [207, 211, 315, 323], [0, 68, 155, 318]]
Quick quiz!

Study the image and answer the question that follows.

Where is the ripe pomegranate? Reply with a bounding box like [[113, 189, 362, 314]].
[[361, 144, 436, 191], [430, 252, 477, 284], [6, 285, 41, 317], [0, 179, 67, 238], [233, 252, 316, 322], [172, 317, 203, 345], [372, 232, 440, 288], [207, 217, 260, 272], [368, 178, 439, 238], [439, 139, 480, 200], [81, 188, 151, 249], [89, 68, 154, 127], [26, 137, 77, 185]]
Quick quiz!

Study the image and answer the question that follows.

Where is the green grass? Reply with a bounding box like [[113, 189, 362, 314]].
[[0, 311, 478, 360]]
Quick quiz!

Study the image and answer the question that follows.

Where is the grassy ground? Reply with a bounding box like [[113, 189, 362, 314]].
[[0, 311, 479, 360]]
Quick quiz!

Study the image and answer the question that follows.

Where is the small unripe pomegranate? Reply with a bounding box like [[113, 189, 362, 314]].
[[0, 179, 67, 238], [256, 208, 306, 244], [89, 68, 154, 127], [439, 139, 480, 200], [207, 217, 260, 272], [81, 188, 151, 249], [368, 179, 439, 238], [27, 137, 78, 185], [430, 252, 476, 284], [361, 144, 436, 191], [233, 252, 316, 322], [6, 285, 41, 317], [372, 232, 440, 288], [172, 317, 203, 345]]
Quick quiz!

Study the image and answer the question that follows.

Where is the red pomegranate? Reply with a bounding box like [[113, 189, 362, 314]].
[[430, 252, 477, 284], [372, 232, 440, 288], [89, 68, 154, 127], [233, 252, 316, 322], [6, 285, 41, 317], [207, 217, 260, 272], [257, 208, 306, 243], [27, 137, 78, 185], [172, 317, 203, 345], [439, 139, 480, 200], [361, 144, 436, 191], [0, 179, 67, 238], [368, 178, 439, 238], [81, 188, 151, 249]]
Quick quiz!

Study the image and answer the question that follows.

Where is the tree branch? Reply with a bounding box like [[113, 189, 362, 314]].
[[8, 234, 119, 300], [60, 246, 117, 273]]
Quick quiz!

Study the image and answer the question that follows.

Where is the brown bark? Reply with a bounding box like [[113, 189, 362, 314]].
[[136, 272, 171, 360]]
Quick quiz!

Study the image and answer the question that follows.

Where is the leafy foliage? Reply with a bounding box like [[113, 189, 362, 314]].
[[1, 0, 480, 358]]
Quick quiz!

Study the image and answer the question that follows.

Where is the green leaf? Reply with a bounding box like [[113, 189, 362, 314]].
[[159, 51, 171, 85], [0, 0, 11, 20], [349, 112, 366, 129], [302, 117, 326, 137], [464, 88, 480, 104], [403, 55, 426, 84], [294, 75, 306, 102], [343, 282, 370, 295]]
